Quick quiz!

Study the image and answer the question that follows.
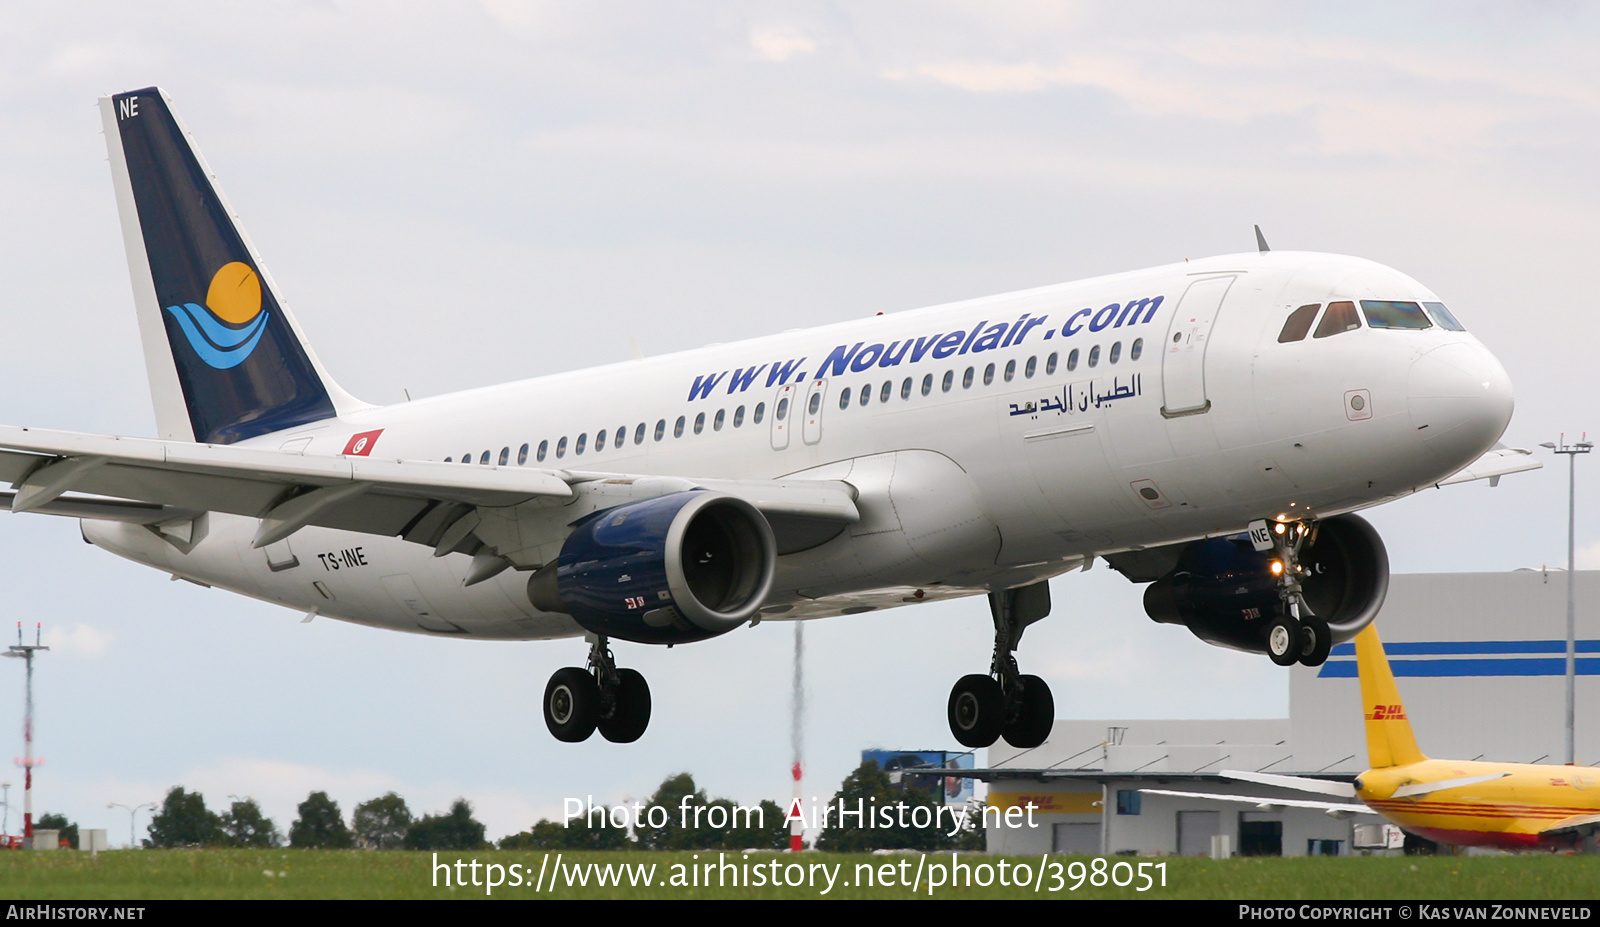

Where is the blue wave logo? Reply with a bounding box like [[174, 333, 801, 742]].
[[165, 262, 270, 369]]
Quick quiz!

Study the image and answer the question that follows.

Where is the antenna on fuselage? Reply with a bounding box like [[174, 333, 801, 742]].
[[1254, 225, 1271, 253]]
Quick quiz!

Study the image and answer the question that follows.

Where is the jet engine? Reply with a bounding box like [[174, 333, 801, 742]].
[[1140, 514, 1389, 656], [528, 491, 777, 645]]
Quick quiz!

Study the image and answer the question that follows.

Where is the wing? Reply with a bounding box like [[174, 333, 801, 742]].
[[1139, 788, 1376, 816], [1541, 812, 1600, 838], [1435, 444, 1540, 487], [0, 424, 860, 564]]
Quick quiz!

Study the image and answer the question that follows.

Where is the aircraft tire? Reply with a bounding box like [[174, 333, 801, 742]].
[[1266, 616, 1301, 667], [1002, 674, 1054, 749], [597, 668, 652, 744], [1298, 616, 1333, 667], [545, 666, 600, 742], [948, 674, 1004, 748]]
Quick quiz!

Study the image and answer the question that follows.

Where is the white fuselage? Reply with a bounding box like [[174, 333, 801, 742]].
[[81, 251, 1514, 641]]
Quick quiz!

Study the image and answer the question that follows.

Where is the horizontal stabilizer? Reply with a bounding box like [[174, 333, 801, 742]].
[[1391, 772, 1510, 798], [1221, 769, 1357, 798], [1140, 788, 1374, 816]]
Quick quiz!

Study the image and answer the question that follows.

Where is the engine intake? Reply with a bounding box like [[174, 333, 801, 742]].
[[1142, 514, 1389, 654], [529, 491, 776, 645]]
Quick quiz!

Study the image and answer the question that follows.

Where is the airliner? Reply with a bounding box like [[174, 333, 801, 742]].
[[1146, 625, 1600, 851], [0, 87, 1532, 746]]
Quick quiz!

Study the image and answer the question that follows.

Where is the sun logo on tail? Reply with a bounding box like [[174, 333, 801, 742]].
[[164, 262, 271, 369]]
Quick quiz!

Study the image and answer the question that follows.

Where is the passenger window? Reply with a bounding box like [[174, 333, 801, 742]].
[[444, 457, 452, 463], [942, 371, 954, 392], [556, 437, 568, 458], [1067, 348, 1079, 371], [879, 381, 892, 403], [1130, 338, 1143, 361], [575, 433, 587, 455], [983, 363, 995, 386], [1004, 359, 1016, 382], [808, 392, 822, 415], [900, 377, 912, 400], [694, 412, 705, 434], [517, 443, 529, 465], [860, 385, 870, 406], [1422, 301, 1466, 331], [1046, 352, 1057, 375], [713, 409, 725, 431], [615, 426, 626, 448], [461, 452, 471, 464], [1361, 300, 1432, 330], [595, 430, 607, 451], [1025, 356, 1036, 378], [1313, 301, 1361, 338], [499, 447, 510, 466], [1277, 303, 1320, 343], [838, 388, 851, 410], [674, 416, 686, 438], [1109, 342, 1122, 364], [654, 420, 666, 442], [537, 440, 549, 462], [754, 402, 766, 424], [634, 423, 646, 444], [733, 406, 745, 428], [776, 398, 788, 421], [921, 374, 933, 396], [962, 367, 974, 389], [479, 451, 490, 465], [1088, 345, 1100, 368]]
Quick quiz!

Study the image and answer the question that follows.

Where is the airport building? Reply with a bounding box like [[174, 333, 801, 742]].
[[978, 570, 1600, 856]]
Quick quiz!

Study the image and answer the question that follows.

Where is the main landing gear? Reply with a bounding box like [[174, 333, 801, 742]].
[[948, 581, 1055, 750], [543, 635, 652, 743], [1259, 518, 1332, 668]]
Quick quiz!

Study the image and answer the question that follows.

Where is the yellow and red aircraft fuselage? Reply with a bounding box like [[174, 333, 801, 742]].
[[1357, 760, 1600, 851]]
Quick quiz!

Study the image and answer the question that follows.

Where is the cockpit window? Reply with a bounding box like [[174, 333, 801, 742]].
[[1277, 303, 1320, 343], [1360, 300, 1432, 330], [1422, 301, 1466, 331], [1313, 300, 1361, 338]]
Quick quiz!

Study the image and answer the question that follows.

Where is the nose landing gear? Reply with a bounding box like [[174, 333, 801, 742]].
[[1253, 518, 1332, 668], [947, 582, 1056, 750], [543, 635, 652, 743]]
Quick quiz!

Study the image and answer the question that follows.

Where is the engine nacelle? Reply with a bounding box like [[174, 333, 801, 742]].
[[1142, 514, 1389, 654], [528, 491, 776, 645]]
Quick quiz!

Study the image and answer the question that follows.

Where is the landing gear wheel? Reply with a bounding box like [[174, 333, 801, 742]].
[[948, 674, 1004, 748], [545, 666, 599, 742], [1002, 674, 1055, 749], [1298, 616, 1332, 667], [1266, 616, 1301, 667], [597, 668, 652, 743]]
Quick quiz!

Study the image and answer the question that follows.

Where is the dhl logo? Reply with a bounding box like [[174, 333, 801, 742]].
[[1366, 704, 1407, 720]]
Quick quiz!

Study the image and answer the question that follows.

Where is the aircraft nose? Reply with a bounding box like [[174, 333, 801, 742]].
[[1407, 342, 1514, 469]]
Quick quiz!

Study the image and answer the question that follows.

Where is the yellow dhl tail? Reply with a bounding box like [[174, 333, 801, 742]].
[[1354, 624, 1425, 769]]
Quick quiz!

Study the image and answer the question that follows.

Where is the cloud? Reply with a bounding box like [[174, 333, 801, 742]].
[[751, 26, 816, 63], [46, 623, 111, 658], [1578, 540, 1600, 570]]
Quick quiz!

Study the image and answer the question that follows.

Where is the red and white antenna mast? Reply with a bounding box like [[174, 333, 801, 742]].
[[788, 621, 805, 852], [5, 623, 47, 847]]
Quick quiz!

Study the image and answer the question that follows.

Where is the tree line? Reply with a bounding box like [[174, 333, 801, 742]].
[[44, 759, 982, 851]]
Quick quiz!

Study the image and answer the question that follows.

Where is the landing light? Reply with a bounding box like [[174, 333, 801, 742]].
[[1274, 523, 1286, 535], [1271, 561, 1284, 575]]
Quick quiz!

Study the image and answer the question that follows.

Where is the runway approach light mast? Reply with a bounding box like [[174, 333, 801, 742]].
[[4, 623, 47, 846]]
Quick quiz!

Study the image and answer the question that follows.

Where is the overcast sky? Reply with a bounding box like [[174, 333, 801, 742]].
[[0, 2, 1596, 846]]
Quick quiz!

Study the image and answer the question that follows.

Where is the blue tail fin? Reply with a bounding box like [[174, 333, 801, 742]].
[[100, 87, 365, 444]]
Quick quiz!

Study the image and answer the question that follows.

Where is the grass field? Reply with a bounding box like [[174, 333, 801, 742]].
[[1, 850, 1597, 900]]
